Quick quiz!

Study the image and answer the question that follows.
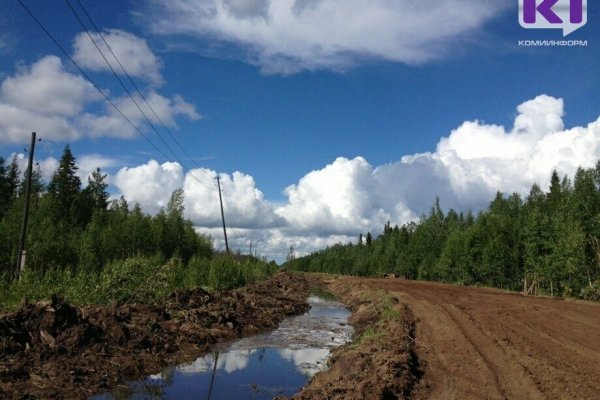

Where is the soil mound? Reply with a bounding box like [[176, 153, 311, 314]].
[[0, 271, 309, 399]]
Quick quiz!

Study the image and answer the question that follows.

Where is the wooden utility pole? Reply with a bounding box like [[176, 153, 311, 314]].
[[216, 175, 230, 255], [16, 132, 37, 278]]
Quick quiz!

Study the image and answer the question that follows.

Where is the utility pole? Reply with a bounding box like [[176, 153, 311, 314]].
[[16, 132, 37, 278], [216, 175, 230, 255]]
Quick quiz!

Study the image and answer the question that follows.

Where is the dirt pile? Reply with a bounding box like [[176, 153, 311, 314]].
[[0, 271, 309, 399], [281, 276, 424, 400]]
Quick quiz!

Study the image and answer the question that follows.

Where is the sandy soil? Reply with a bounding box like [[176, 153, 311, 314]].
[[295, 275, 600, 400]]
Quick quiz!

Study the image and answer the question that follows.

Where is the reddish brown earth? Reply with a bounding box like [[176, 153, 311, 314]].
[[0, 272, 309, 399], [294, 275, 600, 400], [3, 273, 600, 400]]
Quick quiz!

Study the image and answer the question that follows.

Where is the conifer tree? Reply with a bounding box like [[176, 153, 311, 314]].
[[47, 145, 82, 223]]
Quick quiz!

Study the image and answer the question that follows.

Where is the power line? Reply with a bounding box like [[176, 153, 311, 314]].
[[15, 0, 173, 163], [64, 0, 217, 191], [73, 0, 216, 185]]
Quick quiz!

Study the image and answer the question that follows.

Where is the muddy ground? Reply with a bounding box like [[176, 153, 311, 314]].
[[291, 275, 600, 400], [3, 273, 600, 400], [0, 271, 309, 399]]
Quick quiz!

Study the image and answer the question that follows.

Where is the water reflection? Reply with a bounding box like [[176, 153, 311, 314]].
[[92, 294, 353, 400]]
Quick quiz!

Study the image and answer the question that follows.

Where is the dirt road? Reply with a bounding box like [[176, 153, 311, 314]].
[[323, 276, 600, 399]]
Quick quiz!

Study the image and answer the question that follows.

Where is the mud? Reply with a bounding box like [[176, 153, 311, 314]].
[[0, 271, 309, 399], [292, 275, 600, 400], [280, 276, 424, 400]]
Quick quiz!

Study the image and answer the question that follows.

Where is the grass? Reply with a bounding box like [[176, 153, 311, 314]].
[[0, 255, 278, 309], [347, 290, 401, 349]]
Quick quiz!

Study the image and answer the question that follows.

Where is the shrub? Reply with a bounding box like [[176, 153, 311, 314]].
[[178, 255, 211, 289], [98, 256, 166, 304], [581, 281, 600, 301], [209, 257, 244, 290]]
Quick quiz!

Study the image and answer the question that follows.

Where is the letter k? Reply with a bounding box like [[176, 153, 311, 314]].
[[523, 0, 563, 23]]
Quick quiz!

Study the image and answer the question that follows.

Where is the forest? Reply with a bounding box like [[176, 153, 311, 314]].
[[285, 165, 600, 301], [0, 146, 276, 307]]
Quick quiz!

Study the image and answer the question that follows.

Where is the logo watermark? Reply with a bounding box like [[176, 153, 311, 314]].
[[519, 0, 587, 36], [517, 39, 588, 46]]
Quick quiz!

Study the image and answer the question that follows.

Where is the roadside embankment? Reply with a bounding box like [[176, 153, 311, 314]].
[[0, 271, 310, 399]]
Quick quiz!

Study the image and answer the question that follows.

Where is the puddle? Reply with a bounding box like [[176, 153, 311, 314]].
[[92, 294, 353, 399]]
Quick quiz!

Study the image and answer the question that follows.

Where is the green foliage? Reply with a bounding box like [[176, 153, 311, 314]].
[[581, 281, 600, 301], [209, 257, 243, 290], [286, 165, 600, 300], [5, 268, 102, 306], [0, 255, 277, 308], [98, 256, 167, 303], [0, 146, 279, 307]]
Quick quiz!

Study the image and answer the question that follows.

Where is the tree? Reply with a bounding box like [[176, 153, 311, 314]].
[[47, 145, 82, 223], [85, 168, 109, 211], [0, 156, 20, 218]]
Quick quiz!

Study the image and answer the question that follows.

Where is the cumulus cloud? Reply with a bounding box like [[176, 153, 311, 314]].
[[72, 29, 164, 86], [114, 160, 185, 213], [0, 53, 198, 144], [185, 169, 283, 228], [109, 95, 600, 261], [432, 95, 596, 203], [144, 0, 509, 74], [275, 157, 406, 235], [0, 56, 96, 143]]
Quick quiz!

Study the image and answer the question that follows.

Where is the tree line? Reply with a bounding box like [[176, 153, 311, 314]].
[[1, 146, 278, 307], [0, 145, 212, 281], [285, 165, 600, 300]]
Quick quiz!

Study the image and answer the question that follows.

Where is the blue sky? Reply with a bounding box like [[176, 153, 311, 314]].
[[1, 0, 599, 260]]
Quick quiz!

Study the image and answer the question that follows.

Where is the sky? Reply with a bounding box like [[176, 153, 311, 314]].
[[0, 0, 599, 261]]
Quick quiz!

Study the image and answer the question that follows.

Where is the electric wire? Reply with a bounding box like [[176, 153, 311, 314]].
[[15, 0, 173, 163], [73, 0, 216, 185], [64, 0, 216, 191], [18, 0, 236, 257]]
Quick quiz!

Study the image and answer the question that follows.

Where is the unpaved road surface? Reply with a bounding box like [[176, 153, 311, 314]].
[[329, 276, 600, 400]]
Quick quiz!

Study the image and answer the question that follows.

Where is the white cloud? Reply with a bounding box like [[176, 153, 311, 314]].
[[1, 56, 99, 117], [275, 157, 403, 235], [433, 95, 597, 203], [80, 90, 200, 139], [0, 53, 199, 144], [112, 91, 201, 128], [108, 95, 600, 262], [204, 171, 284, 228], [10, 153, 59, 184], [145, 0, 509, 74], [72, 29, 164, 86], [114, 160, 184, 213], [0, 56, 96, 143], [77, 154, 120, 184]]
